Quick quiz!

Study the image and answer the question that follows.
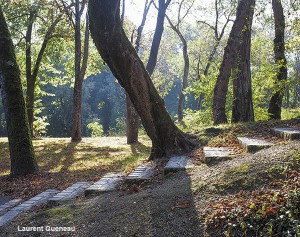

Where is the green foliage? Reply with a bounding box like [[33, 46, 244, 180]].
[[33, 116, 49, 139], [182, 108, 213, 132], [281, 108, 300, 120], [87, 121, 103, 137]]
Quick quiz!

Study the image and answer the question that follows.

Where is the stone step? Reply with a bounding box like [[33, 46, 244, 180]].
[[271, 127, 300, 140], [0, 189, 58, 227], [203, 147, 234, 164], [164, 156, 193, 175], [48, 182, 90, 206], [0, 198, 22, 215], [125, 163, 155, 184], [85, 173, 124, 197], [0, 196, 10, 206], [238, 137, 273, 153]]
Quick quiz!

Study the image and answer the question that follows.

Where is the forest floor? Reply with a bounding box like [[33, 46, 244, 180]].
[[0, 136, 151, 199], [0, 119, 300, 236]]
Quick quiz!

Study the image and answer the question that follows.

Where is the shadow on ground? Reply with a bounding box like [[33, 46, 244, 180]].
[[0, 171, 204, 237]]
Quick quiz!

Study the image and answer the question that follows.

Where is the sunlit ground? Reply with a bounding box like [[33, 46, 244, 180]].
[[0, 136, 151, 198]]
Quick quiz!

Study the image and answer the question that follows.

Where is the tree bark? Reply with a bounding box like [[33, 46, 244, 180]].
[[146, 0, 171, 75], [89, 0, 196, 159], [268, 0, 287, 120], [231, 0, 255, 123], [71, 1, 89, 142], [0, 6, 38, 177], [213, 0, 255, 124], [126, 94, 139, 143]]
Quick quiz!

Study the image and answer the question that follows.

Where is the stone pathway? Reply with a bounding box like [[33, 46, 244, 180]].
[[85, 173, 124, 197], [48, 182, 90, 206], [0, 189, 58, 227], [164, 156, 193, 174], [125, 163, 155, 184], [238, 137, 273, 153], [0, 198, 22, 215], [271, 127, 300, 140], [203, 147, 234, 164]]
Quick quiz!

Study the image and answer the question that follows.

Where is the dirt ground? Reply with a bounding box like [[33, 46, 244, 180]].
[[1, 139, 299, 237]]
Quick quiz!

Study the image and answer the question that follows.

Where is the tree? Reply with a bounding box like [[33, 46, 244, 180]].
[[60, 0, 89, 142], [25, 4, 63, 136], [213, 0, 256, 124], [196, 0, 234, 110], [146, 0, 171, 75], [88, 0, 196, 159], [0, 6, 38, 177], [268, 0, 287, 120], [3, 0, 65, 136], [231, 0, 255, 123], [165, 0, 195, 123]]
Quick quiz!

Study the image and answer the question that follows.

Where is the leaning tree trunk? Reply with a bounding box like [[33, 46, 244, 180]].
[[213, 0, 255, 125], [0, 6, 38, 177], [89, 0, 196, 159], [268, 0, 287, 120], [231, 0, 255, 123]]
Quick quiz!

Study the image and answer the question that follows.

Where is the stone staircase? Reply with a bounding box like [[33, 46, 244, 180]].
[[203, 126, 300, 164], [0, 153, 194, 227], [1, 126, 299, 227]]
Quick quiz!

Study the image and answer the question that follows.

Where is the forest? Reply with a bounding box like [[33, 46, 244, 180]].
[[0, 0, 300, 236], [0, 0, 299, 140]]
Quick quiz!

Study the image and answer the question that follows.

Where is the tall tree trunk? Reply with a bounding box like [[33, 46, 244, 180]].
[[89, 0, 196, 159], [268, 0, 287, 120], [71, 1, 89, 142], [146, 0, 171, 75], [231, 0, 255, 123], [213, 0, 255, 125], [0, 6, 38, 177]]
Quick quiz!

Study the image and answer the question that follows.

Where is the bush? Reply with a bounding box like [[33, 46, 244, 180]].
[[87, 121, 103, 137]]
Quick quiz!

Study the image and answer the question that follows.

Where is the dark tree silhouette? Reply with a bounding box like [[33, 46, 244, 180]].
[[268, 0, 287, 120]]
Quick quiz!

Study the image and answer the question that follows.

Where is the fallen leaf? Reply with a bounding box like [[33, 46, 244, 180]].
[[174, 200, 192, 209]]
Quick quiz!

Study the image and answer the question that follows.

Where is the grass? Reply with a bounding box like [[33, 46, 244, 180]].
[[0, 136, 151, 199]]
